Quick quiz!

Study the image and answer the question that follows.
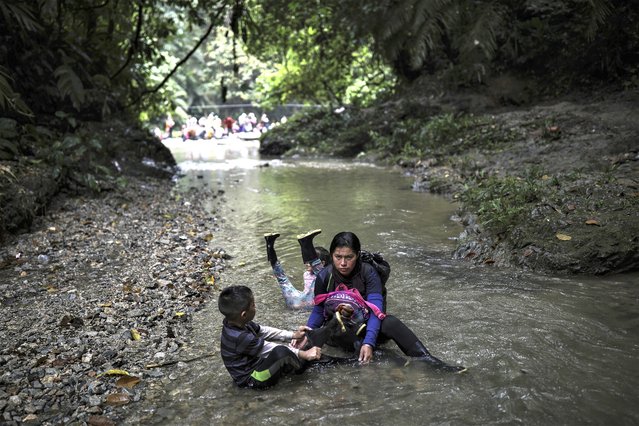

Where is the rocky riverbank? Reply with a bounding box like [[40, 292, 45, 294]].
[[260, 89, 639, 274], [414, 90, 639, 274], [0, 88, 637, 425], [0, 177, 227, 425]]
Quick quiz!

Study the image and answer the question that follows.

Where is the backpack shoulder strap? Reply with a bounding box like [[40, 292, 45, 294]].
[[324, 265, 335, 293]]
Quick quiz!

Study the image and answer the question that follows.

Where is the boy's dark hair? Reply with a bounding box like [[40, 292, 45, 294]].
[[315, 246, 330, 265], [218, 285, 253, 319]]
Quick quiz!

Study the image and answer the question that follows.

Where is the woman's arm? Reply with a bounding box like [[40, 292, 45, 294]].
[[362, 265, 384, 348], [306, 304, 325, 329]]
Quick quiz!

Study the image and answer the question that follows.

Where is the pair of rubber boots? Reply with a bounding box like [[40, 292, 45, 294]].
[[265, 229, 320, 267]]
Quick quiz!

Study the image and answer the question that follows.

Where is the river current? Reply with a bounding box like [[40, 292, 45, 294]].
[[123, 138, 639, 425]]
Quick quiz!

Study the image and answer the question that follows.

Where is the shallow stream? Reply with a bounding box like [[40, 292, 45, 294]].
[[124, 139, 639, 425]]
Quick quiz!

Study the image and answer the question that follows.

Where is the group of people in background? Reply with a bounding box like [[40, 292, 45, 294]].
[[154, 111, 287, 141]]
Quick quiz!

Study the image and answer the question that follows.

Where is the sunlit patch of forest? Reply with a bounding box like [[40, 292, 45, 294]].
[[0, 1, 637, 219]]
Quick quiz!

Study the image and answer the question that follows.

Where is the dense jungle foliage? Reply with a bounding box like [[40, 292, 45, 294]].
[[1, 0, 638, 238], [2, 1, 637, 122]]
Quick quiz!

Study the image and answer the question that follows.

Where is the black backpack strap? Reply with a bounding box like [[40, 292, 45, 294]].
[[324, 265, 335, 293], [326, 272, 333, 292]]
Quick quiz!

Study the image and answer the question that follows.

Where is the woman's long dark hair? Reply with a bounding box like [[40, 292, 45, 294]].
[[329, 231, 361, 255]]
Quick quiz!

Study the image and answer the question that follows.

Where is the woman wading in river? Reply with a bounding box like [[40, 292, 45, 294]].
[[295, 231, 466, 372]]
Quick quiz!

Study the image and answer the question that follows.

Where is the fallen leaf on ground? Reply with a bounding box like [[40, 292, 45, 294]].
[[105, 393, 131, 406], [556, 233, 572, 241], [130, 329, 141, 341], [585, 219, 601, 226], [88, 415, 116, 426], [97, 369, 130, 377], [116, 375, 141, 389]]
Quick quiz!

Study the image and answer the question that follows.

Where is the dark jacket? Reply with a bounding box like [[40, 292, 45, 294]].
[[307, 261, 384, 348]]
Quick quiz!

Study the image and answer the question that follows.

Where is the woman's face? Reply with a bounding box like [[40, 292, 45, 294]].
[[332, 246, 358, 276]]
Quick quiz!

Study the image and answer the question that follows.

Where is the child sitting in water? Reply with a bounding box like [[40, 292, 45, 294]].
[[264, 229, 328, 310], [218, 285, 322, 389]]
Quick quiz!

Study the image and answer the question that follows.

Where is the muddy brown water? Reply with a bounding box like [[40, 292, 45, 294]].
[[123, 139, 639, 425]]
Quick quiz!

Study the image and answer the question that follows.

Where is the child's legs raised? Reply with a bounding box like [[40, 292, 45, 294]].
[[297, 229, 321, 263], [309, 258, 324, 276], [272, 262, 309, 309], [264, 233, 280, 266]]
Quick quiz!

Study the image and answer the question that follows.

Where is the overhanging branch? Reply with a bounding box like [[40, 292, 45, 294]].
[[111, 0, 144, 80], [127, 5, 228, 107]]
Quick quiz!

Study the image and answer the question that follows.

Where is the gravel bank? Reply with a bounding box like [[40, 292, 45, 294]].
[[0, 177, 227, 425]]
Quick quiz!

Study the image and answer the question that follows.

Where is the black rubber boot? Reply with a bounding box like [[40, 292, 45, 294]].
[[264, 233, 280, 266], [407, 341, 467, 373], [297, 229, 321, 263], [304, 314, 342, 349]]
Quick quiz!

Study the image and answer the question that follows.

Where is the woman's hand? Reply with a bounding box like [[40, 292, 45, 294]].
[[358, 344, 373, 364]]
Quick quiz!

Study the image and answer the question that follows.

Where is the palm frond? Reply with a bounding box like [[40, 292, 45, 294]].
[[0, 66, 33, 116], [0, 1, 42, 32], [585, 0, 612, 40], [373, 0, 462, 69], [459, 1, 504, 60]]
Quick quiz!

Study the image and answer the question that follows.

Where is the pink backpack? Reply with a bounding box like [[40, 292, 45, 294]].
[[313, 284, 386, 324]]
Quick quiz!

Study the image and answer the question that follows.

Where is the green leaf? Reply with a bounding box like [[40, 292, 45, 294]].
[[54, 65, 85, 110], [0, 118, 18, 137], [0, 138, 19, 155], [61, 135, 81, 150], [0, 67, 33, 116]]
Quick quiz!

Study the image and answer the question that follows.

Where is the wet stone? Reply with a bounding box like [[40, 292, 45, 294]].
[[88, 395, 102, 407]]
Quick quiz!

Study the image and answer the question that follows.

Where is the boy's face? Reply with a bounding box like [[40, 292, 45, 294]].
[[244, 297, 256, 322]]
